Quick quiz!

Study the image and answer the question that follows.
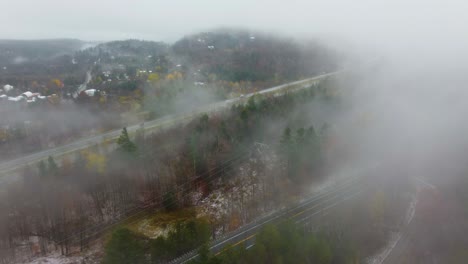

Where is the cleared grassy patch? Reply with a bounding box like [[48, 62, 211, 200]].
[[125, 207, 198, 238]]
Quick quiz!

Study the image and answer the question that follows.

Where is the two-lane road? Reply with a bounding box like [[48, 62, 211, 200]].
[[0, 72, 337, 183]]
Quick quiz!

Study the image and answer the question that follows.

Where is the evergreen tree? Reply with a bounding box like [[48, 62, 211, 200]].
[[247, 96, 257, 112], [162, 190, 178, 211], [280, 127, 292, 149], [47, 156, 58, 177], [280, 127, 298, 181], [103, 228, 146, 264], [117, 127, 137, 153], [38, 160, 47, 178]]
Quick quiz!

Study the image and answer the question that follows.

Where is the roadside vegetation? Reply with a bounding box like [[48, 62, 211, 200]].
[[192, 223, 339, 264], [0, 30, 338, 160], [0, 78, 341, 263], [103, 218, 211, 264]]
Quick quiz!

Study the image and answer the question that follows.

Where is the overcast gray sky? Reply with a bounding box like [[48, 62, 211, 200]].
[[1, 0, 465, 46]]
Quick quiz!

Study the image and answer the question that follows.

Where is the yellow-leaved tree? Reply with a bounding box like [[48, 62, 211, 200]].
[[50, 78, 64, 88], [83, 150, 107, 174], [147, 73, 160, 83]]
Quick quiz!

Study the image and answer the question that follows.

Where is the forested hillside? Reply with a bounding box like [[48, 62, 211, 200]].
[[0, 78, 341, 263], [173, 30, 337, 82], [0, 29, 339, 161]]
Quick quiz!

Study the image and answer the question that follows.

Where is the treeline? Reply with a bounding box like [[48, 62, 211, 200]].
[[279, 125, 323, 184], [0, 39, 86, 81], [173, 30, 337, 82], [0, 81, 338, 262], [102, 221, 356, 264], [103, 170, 411, 264], [191, 222, 357, 264], [103, 219, 211, 264]]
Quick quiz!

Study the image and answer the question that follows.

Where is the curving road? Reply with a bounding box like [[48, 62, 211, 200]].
[[381, 177, 436, 264], [0, 72, 337, 182], [73, 70, 92, 98]]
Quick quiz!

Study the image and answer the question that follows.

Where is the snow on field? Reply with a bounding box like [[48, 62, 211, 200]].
[[23, 255, 84, 264], [21, 250, 100, 264], [15, 235, 103, 264], [197, 152, 276, 233]]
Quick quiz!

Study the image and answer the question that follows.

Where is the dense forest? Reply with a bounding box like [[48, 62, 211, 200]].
[[101, 170, 411, 264], [193, 223, 344, 264], [0, 78, 342, 263], [102, 222, 342, 264]]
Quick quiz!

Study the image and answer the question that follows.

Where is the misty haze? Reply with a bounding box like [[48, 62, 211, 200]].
[[0, 0, 467, 263]]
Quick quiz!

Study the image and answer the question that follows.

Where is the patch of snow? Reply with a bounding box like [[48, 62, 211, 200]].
[[8, 95, 24, 102], [84, 89, 97, 96], [22, 91, 34, 98], [3, 84, 14, 92], [21, 249, 100, 264]]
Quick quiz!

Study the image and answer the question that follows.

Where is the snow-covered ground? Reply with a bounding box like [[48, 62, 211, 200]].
[[197, 152, 276, 234], [21, 249, 100, 264], [12, 234, 103, 264], [23, 255, 91, 264]]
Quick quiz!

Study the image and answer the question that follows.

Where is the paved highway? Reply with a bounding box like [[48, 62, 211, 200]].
[[381, 232, 412, 264], [381, 177, 435, 264], [0, 72, 337, 182]]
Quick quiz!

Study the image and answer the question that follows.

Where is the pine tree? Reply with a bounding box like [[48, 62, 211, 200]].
[[38, 160, 47, 178], [47, 156, 58, 177], [103, 228, 146, 264], [279, 127, 295, 180], [117, 127, 137, 153]]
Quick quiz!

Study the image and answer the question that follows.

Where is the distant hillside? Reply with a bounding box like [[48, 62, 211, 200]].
[[0, 30, 340, 87], [0, 39, 86, 63], [0, 39, 93, 82], [93, 39, 168, 56], [75, 39, 170, 70], [173, 29, 338, 82]]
